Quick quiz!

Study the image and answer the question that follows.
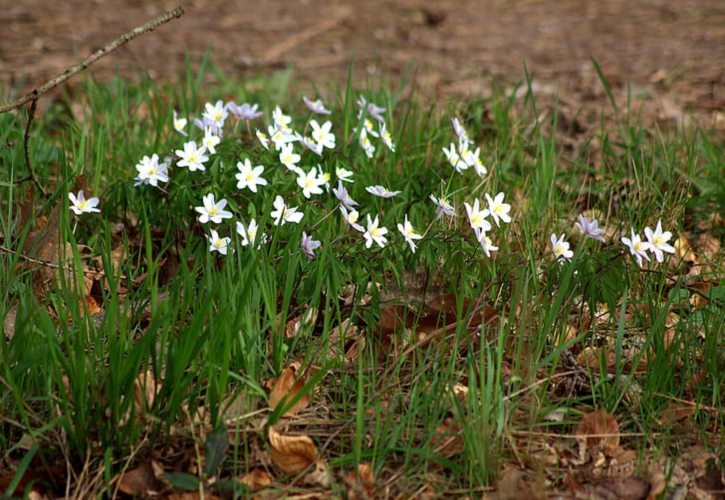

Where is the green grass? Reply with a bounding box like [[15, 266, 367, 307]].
[[0, 62, 723, 497]]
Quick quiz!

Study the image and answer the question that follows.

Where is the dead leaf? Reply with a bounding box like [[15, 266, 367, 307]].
[[344, 463, 375, 500], [117, 461, 163, 496], [268, 427, 318, 475], [268, 366, 311, 417], [303, 459, 330, 487], [134, 369, 160, 412], [575, 409, 621, 457], [431, 416, 464, 457], [239, 468, 273, 490]]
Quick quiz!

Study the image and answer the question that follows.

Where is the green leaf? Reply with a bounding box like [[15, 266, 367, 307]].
[[204, 425, 229, 478], [163, 472, 199, 491]]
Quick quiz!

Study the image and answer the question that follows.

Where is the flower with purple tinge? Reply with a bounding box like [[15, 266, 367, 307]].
[[208, 229, 231, 255], [550, 233, 574, 262], [294, 133, 323, 156], [301, 232, 321, 260], [303, 96, 332, 115], [333, 181, 359, 210], [175, 141, 209, 172], [380, 122, 395, 152], [363, 215, 388, 248], [397, 215, 422, 253], [269, 125, 295, 150], [226, 102, 262, 120], [485, 192, 511, 227], [359, 128, 375, 158], [202, 100, 228, 129], [272, 106, 292, 130], [339, 205, 364, 232], [336, 166, 354, 183], [255, 129, 270, 150], [173, 110, 188, 136], [366, 185, 401, 198], [644, 220, 675, 263], [356, 96, 386, 122], [202, 127, 220, 155], [195, 194, 233, 224], [443, 143, 469, 173], [574, 215, 606, 243], [236, 219, 266, 247], [297, 167, 326, 199], [69, 190, 100, 215], [464, 199, 492, 232], [235, 159, 267, 193], [429, 195, 457, 218], [622, 229, 651, 268], [134, 154, 169, 187], [279, 143, 301, 172], [310, 120, 335, 150], [451, 117, 472, 145], [474, 228, 498, 258], [270, 195, 304, 226]]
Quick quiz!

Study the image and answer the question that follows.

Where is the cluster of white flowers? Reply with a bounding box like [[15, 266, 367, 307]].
[[67, 95, 678, 271]]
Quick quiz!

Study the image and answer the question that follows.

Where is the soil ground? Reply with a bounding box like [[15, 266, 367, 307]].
[[1, 0, 723, 132]]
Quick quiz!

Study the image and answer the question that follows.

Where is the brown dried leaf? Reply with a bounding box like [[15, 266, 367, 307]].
[[134, 369, 160, 412], [117, 461, 163, 496], [345, 463, 375, 500], [575, 409, 621, 457], [431, 416, 464, 457], [268, 427, 318, 475], [239, 468, 273, 490], [303, 459, 330, 487], [268, 366, 311, 417]]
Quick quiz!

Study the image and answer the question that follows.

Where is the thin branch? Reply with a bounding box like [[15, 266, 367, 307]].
[[23, 95, 47, 196], [0, 6, 185, 114]]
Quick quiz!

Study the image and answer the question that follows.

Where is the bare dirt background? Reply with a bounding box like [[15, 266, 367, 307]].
[[1, 0, 724, 128]]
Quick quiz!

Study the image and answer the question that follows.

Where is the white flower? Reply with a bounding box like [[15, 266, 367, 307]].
[[255, 129, 270, 150], [270, 195, 304, 226], [464, 199, 492, 232], [208, 229, 231, 255], [173, 110, 188, 136], [316, 165, 331, 190], [279, 143, 301, 172], [550, 233, 573, 262], [333, 181, 359, 210], [297, 168, 326, 199], [366, 185, 401, 198], [363, 215, 388, 248], [451, 117, 472, 144], [397, 215, 422, 253], [202, 127, 221, 154], [462, 146, 487, 176], [644, 220, 675, 263], [195, 194, 233, 224], [443, 143, 468, 173], [301, 232, 321, 259], [202, 100, 228, 129], [310, 120, 336, 150], [69, 190, 100, 215], [303, 96, 332, 115], [474, 228, 498, 258], [362, 118, 380, 138], [134, 154, 169, 187], [574, 215, 606, 243], [380, 122, 395, 152], [269, 125, 295, 150], [622, 229, 651, 268], [175, 141, 208, 172], [336, 166, 354, 183], [359, 128, 375, 158], [235, 159, 267, 193], [236, 219, 265, 247], [339, 205, 365, 232], [429, 195, 457, 218], [485, 192, 511, 227], [272, 106, 292, 130]]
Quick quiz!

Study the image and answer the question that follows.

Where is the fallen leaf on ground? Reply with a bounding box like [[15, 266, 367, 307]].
[[134, 369, 161, 412], [431, 416, 464, 457], [303, 458, 330, 487], [268, 366, 311, 417], [268, 427, 318, 475], [117, 461, 164, 496], [239, 468, 273, 490], [344, 463, 375, 500], [574, 409, 621, 457]]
